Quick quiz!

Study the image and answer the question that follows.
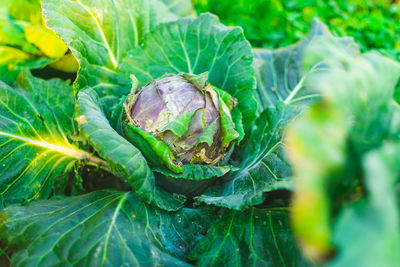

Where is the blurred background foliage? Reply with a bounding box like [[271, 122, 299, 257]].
[[194, 0, 400, 61], [0, 0, 78, 83]]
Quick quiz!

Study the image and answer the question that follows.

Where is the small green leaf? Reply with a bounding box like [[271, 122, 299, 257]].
[[197, 119, 217, 147], [123, 123, 183, 173], [154, 163, 232, 196], [213, 86, 237, 111], [154, 164, 231, 181], [231, 108, 244, 143], [161, 110, 197, 137], [182, 72, 208, 90], [218, 95, 239, 148]]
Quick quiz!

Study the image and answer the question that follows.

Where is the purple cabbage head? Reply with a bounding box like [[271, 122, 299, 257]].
[[123, 73, 239, 167]]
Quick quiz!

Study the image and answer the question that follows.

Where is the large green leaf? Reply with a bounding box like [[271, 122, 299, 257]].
[[0, 190, 211, 266], [120, 13, 258, 130], [190, 207, 310, 267], [75, 88, 185, 211], [0, 71, 97, 209], [195, 103, 298, 210], [253, 19, 358, 111], [42, 0, 180, 112]]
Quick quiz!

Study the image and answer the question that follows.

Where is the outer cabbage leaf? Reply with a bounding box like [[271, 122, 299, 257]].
[[75, 88, 185, 211], [195, 103, 298, 210], [253, 18, 358, 111], [190, 207, 310, 267], [24, 24, 68, 58], [42, 0, 180, 113], [0, 190, 211, 266], [0, 71, 96, 209], [154, 165, 231, 181], [120, 13, 258, 131]]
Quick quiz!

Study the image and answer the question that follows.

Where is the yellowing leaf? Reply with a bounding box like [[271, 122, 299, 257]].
[[49, 52, 79, 73], [286, 103, 345, 261], [25, 25, 68, 58], [0, 46, 32, 66]]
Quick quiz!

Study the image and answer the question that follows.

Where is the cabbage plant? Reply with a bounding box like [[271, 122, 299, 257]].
[[1, 0, 398, 266]]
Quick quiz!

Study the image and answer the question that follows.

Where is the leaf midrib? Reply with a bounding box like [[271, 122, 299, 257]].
[[76, 0, 118, 68], [0, 130, 85, 160], [101, 192, 130, 265]]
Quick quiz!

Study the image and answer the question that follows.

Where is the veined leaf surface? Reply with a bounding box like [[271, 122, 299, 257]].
[[42, 0, 181, 112], [196, 103, 298, 209], [196, 19, 360, 210], [0, 71, 97, 208], [190, 208, 309, 267], [120, 13, 258, 130], [253, 19, 358, 111], [0, 190, 211, 266]]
